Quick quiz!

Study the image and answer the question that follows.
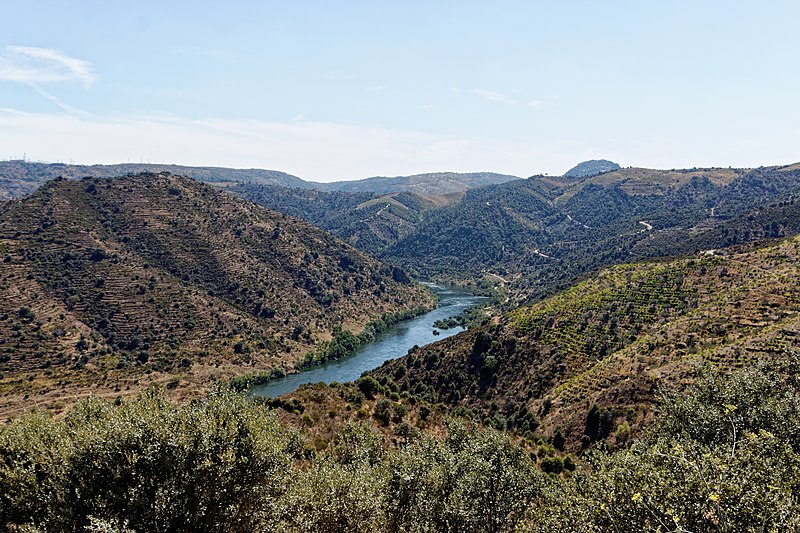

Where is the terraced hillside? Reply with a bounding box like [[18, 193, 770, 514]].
[[372, 234, 800, 450], [0, 173, 433, 417], [231, 183, 441, 255]]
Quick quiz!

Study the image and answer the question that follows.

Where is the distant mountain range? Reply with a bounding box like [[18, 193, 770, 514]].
[[233, 162, 800, 304], [7, 159, 800, 322], [317, 171, 521, 195], [0, 161, 310, 199], [0, 161, 522, 199], [0, 173, 432, 417]]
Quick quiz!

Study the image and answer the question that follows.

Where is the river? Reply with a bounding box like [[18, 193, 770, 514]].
[[250, 284, 485, 398]]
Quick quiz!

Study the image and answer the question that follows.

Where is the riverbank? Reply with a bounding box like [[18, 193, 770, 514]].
[[249, 285, 486, 397]]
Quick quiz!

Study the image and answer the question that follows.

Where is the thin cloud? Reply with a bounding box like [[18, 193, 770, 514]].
[[0, 45, 96, 87], [470, 89, 545, 109], [27, 84, 88, 115], [471, 89, 518, 105]]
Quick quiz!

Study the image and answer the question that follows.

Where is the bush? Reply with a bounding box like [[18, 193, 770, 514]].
[[0, 389, 292, 532], [540, 455, 564, 474]]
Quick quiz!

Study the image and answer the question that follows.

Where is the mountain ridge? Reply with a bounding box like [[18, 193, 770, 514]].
[[0, 161, 523, 199], [314, 171, 521, 195]]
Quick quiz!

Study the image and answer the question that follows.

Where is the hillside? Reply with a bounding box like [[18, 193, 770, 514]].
[[386, 178, 566, 276], [372, 233, 800, 450], [0, 173, 433, 417], [230, 184, 441, 255], [386, 165, 800, 298], [220, 164, 800, 307], [316, 171, 521, 195], [0, 161, 309, 199]]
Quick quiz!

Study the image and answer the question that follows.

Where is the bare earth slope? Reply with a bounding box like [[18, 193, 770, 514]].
[[0, 173, 433, 417]]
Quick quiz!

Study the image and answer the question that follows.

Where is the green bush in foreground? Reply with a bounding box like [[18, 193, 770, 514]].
[[1, 360, 799, 532], [0, 389, 295, 532], [533, 360, 800, 532]]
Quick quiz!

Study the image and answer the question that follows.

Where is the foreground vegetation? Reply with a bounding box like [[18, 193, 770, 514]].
[[2, 360, 797, 532]]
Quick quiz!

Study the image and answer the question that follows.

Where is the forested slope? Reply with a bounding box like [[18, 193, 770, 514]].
[[373, 233, 800, 450]]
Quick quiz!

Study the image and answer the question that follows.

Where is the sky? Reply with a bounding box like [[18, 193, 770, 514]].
[[1, 1, 798, 182]]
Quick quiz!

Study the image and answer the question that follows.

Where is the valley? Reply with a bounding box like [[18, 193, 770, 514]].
[[2, 161, 800, 531], [251, 284, 485, 397], [3, 3, 799, 529]]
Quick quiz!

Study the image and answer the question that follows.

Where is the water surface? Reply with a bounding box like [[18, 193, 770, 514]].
[[250, 284, 484, 397]]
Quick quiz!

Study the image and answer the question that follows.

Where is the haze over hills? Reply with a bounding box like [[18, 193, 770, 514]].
[[0, 161, 523, 200], [316, 171, 521, 195], [0, 173, 432, 417], [0, 161, 310, 199]]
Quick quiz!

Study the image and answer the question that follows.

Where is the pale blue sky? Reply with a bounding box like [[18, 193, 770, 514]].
[[1, 1, 798, 181]]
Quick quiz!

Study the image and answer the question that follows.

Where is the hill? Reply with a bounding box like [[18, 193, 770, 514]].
[[0, 162, 521, 200], [230, 183, 442, 255], [0, 173, 433, 417], [0, 161, 309, 200], [385, 165, 800, 299], [385, 177, 567, 276], [218, 164, 800, 308], [563, 159, 621, 178], [371, 233, 800, 450], [316, 171, 521, 195]]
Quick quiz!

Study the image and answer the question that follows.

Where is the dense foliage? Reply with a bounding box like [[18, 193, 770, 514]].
[[539, 361, 800, 532], [2, 361, 798, 532]]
